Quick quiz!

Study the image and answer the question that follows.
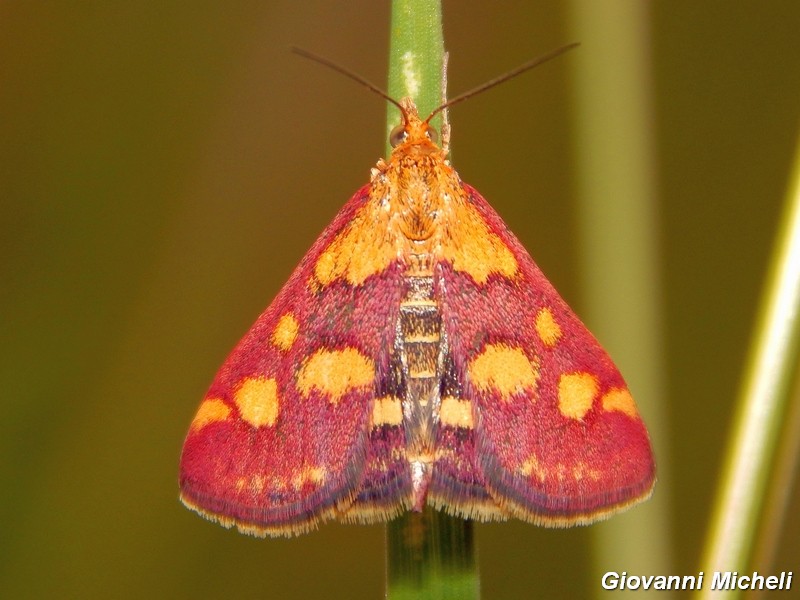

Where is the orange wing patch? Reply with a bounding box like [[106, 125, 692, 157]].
[[314, 204, 396, 287], [291, 466, 328, 490], [439, 396, 474, 428], [468, 344, 539, 401], [557, 372, 599, 420], [535, 307, 562, 347], [190, 398, 231, 432], [441, 200, 517, 284], [234, 377, 280, 427], [371, 396, 403, 427], [602, 388, 639, 418], [520, 453, 548, 482], [272, 313, 300, 351], [296, 347, 374, 403]]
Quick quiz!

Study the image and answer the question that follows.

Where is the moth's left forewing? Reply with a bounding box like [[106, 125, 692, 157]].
[[180, 186, 412, 536], [436, 183, 655, 526]]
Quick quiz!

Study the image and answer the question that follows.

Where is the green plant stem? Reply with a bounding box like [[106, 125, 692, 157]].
[[385, 0, 445, 156], [384, 1, 478, 599], [386, 510, 477, 600], [696, 130, 800, 600]]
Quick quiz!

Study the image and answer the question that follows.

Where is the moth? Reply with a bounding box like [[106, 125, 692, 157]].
[[179, 48, 655, 537]]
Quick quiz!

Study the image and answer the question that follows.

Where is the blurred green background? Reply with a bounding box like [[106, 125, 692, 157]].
[[2, 2, 799, 599]]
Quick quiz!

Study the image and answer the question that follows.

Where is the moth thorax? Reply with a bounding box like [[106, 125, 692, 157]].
[[398, 271, 443, 507]]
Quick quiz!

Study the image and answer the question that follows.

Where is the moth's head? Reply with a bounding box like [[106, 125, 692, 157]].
[[389, 97, 441, 156]]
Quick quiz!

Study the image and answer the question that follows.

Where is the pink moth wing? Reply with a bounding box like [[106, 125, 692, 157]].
[[179, 186, 414, 536], [430, 183, 655, 524]]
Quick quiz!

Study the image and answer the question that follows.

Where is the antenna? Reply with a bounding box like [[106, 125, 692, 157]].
[[425, 43, 580, 123], [291, 47, 406, 119], [292, 43, 580, 127]]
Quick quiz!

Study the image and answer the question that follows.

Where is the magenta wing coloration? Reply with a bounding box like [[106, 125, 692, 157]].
[[179, 96, 655, 536], [431, 183, 655, 524], [179, 186, 413, 536]]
